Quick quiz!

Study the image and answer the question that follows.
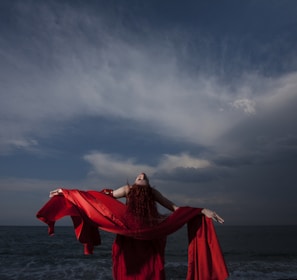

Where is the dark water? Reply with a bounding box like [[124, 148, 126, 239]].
[[0, 225, 297, 280]]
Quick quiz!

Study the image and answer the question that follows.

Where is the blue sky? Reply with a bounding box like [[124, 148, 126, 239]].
[[1, 0, 297, 225]]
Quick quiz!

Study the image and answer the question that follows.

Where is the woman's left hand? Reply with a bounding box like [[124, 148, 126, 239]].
[[201, 208, 224, 224]]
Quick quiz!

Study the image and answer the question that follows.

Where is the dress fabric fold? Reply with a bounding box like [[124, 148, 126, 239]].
[[36, 189, 229, 280]]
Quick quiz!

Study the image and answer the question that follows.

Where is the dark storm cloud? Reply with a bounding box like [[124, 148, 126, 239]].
[[0, 0, 297, 225]]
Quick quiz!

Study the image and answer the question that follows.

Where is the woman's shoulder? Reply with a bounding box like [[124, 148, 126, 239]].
[[124, 184, 132, 194]]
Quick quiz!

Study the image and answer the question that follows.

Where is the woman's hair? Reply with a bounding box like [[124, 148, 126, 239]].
[[126, 183, 160, 227]]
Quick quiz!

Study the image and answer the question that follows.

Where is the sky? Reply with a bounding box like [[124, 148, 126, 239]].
[[1, 0, 297, 226]]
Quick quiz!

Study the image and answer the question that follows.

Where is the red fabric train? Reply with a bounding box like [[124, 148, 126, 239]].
[[36, 189, 229, 280]]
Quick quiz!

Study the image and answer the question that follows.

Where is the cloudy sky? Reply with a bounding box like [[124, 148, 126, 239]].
[[1, 0, 297, 226]]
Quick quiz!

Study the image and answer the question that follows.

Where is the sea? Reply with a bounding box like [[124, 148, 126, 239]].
[[0, 225, 297, 280]]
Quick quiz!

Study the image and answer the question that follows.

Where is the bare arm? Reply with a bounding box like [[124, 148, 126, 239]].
[[152, 188, 179, 212], [49, 186, 130, 199], [112, 185, 130, 199], [152, 189, 224, 223]]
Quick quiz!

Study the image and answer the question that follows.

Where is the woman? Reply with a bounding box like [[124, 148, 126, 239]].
[[46, 172, 227, 280]]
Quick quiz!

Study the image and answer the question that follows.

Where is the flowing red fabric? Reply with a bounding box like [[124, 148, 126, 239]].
[[36, 189, 229, 280]]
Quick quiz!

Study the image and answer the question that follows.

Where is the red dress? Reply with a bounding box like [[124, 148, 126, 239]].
[[36, 189, 229, 280]]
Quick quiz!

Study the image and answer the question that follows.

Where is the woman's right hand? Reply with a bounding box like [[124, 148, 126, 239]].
[[49, 188, 63, 198]]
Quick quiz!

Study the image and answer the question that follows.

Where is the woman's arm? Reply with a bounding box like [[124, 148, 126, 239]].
[[50, 186, 130, 199], [112, 185, 130, 199], [152, 188, 179, 212], [152, 189, 224, 223]]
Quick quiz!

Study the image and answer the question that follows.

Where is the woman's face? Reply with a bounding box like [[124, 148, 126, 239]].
[[135, 173, 149, 186]]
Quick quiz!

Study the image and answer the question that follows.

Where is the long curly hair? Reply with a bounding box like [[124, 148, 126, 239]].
[[126, 183, 160, 227]]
